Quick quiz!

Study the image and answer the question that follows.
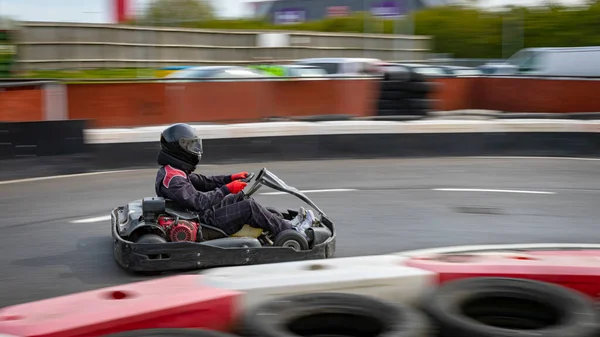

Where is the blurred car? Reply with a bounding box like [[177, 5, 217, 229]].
[[164, 66, 275, 81], [249, 64, 328, 78], [383, 63, 449, 77], [439, 65, 482, 76], [293, 58, 383, 76]]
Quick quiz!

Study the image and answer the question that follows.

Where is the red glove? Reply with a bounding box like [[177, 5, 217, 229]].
[[231, 172, 249, 181], [226, 181, 247, 194]]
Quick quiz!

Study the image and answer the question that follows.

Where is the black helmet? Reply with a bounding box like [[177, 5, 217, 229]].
[[159, 123, 203, 165]]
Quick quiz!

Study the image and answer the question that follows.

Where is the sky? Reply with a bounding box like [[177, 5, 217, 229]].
[[0, 0, 589, 24]]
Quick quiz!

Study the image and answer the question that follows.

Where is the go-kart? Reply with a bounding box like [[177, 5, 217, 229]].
[[111, 168, 336, 273]]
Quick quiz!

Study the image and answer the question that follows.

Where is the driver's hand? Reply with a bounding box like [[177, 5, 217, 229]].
[[231, 172, 249, 181], [226, 181, 247, 194]]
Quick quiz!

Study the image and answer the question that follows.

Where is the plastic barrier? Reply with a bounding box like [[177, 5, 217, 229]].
[[199, 255, 437, 311], [404, 251, 600, 299], [0, 275, 241, 337], [101, 328, 241, 337]]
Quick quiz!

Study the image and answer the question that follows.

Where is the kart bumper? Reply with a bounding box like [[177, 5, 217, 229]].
[[111, 208, 336, 273]]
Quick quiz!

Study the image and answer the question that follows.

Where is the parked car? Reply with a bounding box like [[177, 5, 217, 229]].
[[164, 66, 275, 81], [293, 58, 383, 76], [378, 62, 449, 78], [480, 46, 600, 77], [249, 64, 328, 77], [439, 65, 482, 76]]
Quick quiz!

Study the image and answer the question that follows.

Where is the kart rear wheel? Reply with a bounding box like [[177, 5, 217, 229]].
[[274, 229, 309, 251]]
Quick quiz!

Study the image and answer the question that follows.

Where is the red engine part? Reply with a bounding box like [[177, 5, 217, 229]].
[[157, 216, 199, 242]]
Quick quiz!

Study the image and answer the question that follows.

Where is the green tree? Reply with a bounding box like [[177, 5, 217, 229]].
[[136, 0, 215, 26]]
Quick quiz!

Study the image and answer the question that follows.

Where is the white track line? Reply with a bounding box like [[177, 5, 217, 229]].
[[260, 188, 357, 195], [467, 156, 600, 161], [432, 188, 555, 195], [70, 215, 111, 223], [0, 170, 143, 185], [0, 166, 215, 185]]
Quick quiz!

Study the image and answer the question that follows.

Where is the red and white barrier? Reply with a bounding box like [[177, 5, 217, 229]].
[[199, 254, 437, 310], [6, 244, 600, 336], [0, 276, 240, 337], [404, 250, 600, 299]]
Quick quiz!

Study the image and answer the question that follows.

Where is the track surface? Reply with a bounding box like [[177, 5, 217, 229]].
[[1, 157, 600, 307]]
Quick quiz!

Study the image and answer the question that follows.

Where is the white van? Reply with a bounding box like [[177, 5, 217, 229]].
[[481, 47, 600, 77]]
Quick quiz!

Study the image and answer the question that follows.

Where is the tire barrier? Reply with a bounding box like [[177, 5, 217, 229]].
[[5, 119, 600, 180], [5, 247, 600, 337], [420, 277, 600, 337], [83, 120, 600, 174], [376, 70, 441, 117], [0, 120, 90, 180], [234, 292, 433, 337]]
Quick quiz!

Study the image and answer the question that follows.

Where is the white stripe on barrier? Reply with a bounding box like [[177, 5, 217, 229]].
[[200, 255, 437, 311], [393, 243, 600, 257], [83, 120, 600, 144]]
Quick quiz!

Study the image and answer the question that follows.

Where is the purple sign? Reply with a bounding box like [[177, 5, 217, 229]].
[[370, 1, 404, 17], [274, 8, 306, 24]]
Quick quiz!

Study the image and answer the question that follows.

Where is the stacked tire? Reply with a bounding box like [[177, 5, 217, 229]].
[[377, 68, 440, 117]]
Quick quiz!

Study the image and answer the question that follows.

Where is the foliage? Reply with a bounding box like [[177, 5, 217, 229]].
[[134, 0, 215, 26]]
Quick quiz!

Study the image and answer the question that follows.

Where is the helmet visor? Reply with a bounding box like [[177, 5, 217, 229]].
[[179, 137, 203, 156]]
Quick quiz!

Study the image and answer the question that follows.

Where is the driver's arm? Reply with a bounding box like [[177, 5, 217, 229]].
[[165, 175, 230, 211], [189, 173, 232, 192]]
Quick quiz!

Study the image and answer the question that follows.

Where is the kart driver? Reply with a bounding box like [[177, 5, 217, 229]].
[[155, 123, 315, 239]]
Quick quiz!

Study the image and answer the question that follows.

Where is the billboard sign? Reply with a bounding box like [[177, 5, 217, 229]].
[[370, 1, 404, 18], [327, 6, 349, 17], [273, 8, 306, 24]]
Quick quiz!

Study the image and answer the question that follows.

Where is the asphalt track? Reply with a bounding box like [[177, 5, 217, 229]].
[[1, 157, 600, 307]]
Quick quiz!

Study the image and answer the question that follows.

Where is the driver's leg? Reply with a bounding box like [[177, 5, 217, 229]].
[[202, 194, 311, 236]]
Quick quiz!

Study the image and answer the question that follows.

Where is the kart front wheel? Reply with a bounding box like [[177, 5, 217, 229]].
[[274, 229, 309, 251]]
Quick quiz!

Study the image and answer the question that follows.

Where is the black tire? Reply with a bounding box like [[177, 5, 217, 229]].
[[265, 207, 284, 219], [236, 292, 433, 337], [421, 277, 600, 337], [380, 90, 409, 101], [100, 328, 240, 337], [384, 69, 411, 82], [378, 99, 404, 110], [394, 81, 440, 94], [408, 99, 435, 110], [381, 80, 411, 92], [273, 229, 309, 251], [135, 233, 167, 244]]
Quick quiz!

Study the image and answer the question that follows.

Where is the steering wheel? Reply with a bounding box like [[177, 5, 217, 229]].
[[241, 172, 255, 183]]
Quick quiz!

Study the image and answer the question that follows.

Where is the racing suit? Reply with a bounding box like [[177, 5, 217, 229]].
[[155, 153, 293, 236]]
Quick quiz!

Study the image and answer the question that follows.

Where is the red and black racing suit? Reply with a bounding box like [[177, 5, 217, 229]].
[[155, 164, 292, 236]]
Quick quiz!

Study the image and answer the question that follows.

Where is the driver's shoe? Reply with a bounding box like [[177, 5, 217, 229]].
[[294, 209, 315, 236]]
